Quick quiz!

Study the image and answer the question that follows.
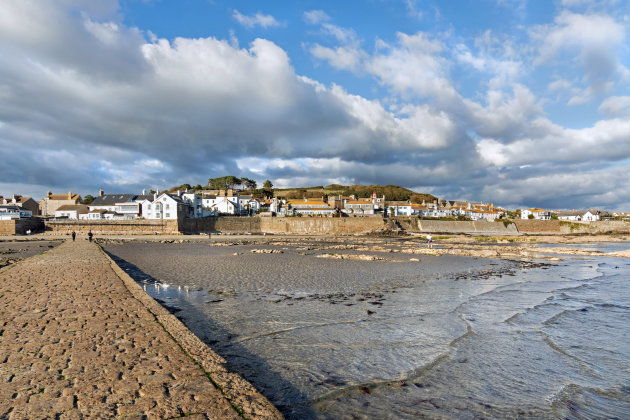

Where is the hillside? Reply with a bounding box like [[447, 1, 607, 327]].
[[274, 184, 436, 203], [166, 180, 436, 204]]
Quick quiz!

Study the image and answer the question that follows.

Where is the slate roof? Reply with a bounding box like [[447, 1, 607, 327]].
[[90, 194, 136, 206], [134, 194, 154, 202]]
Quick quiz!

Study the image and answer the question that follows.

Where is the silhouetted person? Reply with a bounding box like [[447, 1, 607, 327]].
[[88, 231, 93, 242], [71, 231, 76, 241]]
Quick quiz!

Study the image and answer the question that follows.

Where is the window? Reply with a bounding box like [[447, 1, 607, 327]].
[[147, 204, 151, 210], [166, 204, 170, 210], [166, 213, 170, 218]]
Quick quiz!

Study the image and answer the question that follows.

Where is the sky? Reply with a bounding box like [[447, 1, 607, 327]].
[[1, 0, 629, 210]]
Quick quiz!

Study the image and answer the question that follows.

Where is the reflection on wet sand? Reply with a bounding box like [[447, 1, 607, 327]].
[[103, 237, 630, 419]]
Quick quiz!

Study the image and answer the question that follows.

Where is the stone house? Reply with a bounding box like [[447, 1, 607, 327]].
[[39, 191, 82, 216]]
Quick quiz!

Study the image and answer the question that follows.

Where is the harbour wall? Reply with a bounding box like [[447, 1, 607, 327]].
[[35, 217, 630, 236], [45, 219, 180, 235], [417, 220, 519, 235], [0, 218, 45, 235]]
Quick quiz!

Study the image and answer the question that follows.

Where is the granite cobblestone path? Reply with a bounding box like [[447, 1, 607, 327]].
[[0, 239, 281, 419]]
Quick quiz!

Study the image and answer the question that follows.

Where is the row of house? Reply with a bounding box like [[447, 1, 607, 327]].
[[51, 189, 264, 220], [520, 208, 602, 221], [387, 201, 504, 221], [1, 188, 626, 223]]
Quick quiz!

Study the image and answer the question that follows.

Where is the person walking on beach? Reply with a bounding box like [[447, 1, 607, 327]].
[[88, 231, 93, 242], [71, 231, 76, 241], [427, 234, 433, 249]]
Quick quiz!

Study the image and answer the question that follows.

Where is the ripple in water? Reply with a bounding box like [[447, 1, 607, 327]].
[[105, 241, 630, 419]]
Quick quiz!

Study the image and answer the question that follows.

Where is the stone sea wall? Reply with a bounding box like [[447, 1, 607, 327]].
[[45, 220, 180, 235], [515, 219, 630, 235], [260, 216, 385, 235], [418, 220, 519, 235], [36, 216, 630, 236], [0, 218, 45, 235]]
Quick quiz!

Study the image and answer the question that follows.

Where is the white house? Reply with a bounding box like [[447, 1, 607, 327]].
[[89, 193, 139, 219], [286, 198, 335, 216], [521, 208, 551, 220], [141, 193, 188, 220], [557, 210, 600, 222], [54, 204, 88, 220], [465, 209, 501, 221], [387, 202, 413, 216], [0, 205, 32, 220], [182, 192, 213, 218], [237, 195, 261, 215]]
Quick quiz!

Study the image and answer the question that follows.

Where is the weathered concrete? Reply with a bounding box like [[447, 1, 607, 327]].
[[0, 239, 281, 419]]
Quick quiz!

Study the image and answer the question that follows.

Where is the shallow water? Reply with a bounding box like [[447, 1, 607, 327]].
[[104, 240, 630, 419]]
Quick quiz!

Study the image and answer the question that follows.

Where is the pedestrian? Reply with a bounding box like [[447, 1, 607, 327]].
[[88, 231, 93, 242], [71, 231, 76, 241], [427, 234, 433, 249]]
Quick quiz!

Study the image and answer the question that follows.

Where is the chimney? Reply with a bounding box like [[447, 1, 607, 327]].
[[227, 189, 233, 197], [177, 190, 181, 197], [153, 192, 157, 201], [68, 191, 72, 199], [99, 189, 104, 197], [47, 191, 52, 197], [142, 189, 146, 195]]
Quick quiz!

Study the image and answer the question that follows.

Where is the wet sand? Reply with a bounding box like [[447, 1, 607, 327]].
[[0, 239, 62, 268]]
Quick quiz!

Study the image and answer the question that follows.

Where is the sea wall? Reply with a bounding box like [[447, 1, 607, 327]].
[[45, 220, 180, 235], [260, 216, 385, 235], [418, 220, 519, 235], [0, 218, 45, 235], [515, 220, 630, 235]]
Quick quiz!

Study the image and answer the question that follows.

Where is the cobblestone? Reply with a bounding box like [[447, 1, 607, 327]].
[[0, 239, 281, 419]]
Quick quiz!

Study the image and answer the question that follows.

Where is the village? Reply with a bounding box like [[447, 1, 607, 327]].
[[0, 185, 626, 226]]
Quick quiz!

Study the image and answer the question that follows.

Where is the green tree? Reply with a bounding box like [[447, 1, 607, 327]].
[[263, 180, 274, 197], [208, 176, 241, 190], [82, 194, 95, 205], [241, 178, 257, 190]]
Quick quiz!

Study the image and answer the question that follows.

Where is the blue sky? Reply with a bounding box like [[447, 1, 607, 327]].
[[1, 0, 629, 209]]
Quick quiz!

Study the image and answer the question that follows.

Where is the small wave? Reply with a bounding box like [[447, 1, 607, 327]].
[[549, 383, 630, 419]]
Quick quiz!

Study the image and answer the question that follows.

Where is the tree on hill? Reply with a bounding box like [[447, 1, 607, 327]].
[[263, 180, 274, 197], [82, 195, 94, 205], [241, 178, 257, 190], [208, 176, 241, 190]]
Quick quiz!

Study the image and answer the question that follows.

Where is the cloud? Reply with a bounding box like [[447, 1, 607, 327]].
[[1, 1, 479, 198], [232, 10, 282, 29], [303, 10, 330, 25], [532, 11, 627, 103], [1, 1, 629, 211], [599, 96, 630, 117]]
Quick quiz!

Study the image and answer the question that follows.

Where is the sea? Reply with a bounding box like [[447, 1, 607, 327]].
[[103, 240, 630, 419]]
